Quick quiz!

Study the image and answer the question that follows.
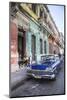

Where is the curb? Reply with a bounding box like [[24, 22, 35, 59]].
[[11, 76, 28, 91], [11, 67, 28, 90]]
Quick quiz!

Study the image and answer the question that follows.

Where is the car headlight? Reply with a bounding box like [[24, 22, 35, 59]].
[[27, 67, 31, 70], [45, 67, 52, 71]]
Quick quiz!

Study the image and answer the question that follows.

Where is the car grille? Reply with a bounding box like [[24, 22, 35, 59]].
[[27, 70, 52, 76]]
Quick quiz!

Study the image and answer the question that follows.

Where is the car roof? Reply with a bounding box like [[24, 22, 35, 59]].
[[36, 54, 58, 57]]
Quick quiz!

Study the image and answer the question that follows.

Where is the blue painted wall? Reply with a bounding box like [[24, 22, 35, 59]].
[[26, 19, 49, 61]]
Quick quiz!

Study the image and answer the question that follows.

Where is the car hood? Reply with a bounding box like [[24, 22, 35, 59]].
[[30, 63, 53, 70]]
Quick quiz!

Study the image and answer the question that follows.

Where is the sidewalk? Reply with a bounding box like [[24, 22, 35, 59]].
[[11, 66, 28, 90]]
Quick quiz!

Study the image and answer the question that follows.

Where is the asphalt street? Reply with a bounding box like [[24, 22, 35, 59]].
[[11, 60, 65, 97]]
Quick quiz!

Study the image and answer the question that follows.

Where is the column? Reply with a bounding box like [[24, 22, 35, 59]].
[[10, 19, 19, 72]]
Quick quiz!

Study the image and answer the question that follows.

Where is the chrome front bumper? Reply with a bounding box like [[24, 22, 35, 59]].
[[27, 69, 56, 79]]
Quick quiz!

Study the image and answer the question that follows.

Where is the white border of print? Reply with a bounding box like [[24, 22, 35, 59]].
[[0, 0, 66, 100]]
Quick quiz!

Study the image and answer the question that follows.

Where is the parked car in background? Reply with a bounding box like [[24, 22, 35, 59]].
[[27, 54, 63, 80]]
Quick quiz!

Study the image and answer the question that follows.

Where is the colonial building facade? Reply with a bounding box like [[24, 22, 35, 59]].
[[10, 3, 64, 72]]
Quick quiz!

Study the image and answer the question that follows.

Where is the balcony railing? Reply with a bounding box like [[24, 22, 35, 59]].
[[38, 18, 55, 36], [20, 4, 38, 21]]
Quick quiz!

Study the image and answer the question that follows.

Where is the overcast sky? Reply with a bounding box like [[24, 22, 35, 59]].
[[47, 5, 64, 36]]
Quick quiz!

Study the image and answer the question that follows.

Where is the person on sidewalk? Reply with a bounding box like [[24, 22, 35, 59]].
[[23, 51, 30, 66], [58, 52, 61, 59]]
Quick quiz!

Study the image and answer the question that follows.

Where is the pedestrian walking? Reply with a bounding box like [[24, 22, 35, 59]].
[[58, 53, 61, 59]]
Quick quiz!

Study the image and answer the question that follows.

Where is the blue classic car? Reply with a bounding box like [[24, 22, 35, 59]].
[[27, 54, 63, 80]]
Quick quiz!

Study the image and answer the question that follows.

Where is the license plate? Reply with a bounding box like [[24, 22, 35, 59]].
[[34, 75, 41, 79], [32, 74, 41, 78]]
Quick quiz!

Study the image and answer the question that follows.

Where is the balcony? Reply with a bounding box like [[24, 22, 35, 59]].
[[54, 36, 64, 48], [20, 4, 38, 21], [38, 18, 56, 37]]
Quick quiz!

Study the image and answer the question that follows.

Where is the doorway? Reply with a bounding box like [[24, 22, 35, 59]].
[[18, 29, 26, 61], [31, 35, 36, 61]]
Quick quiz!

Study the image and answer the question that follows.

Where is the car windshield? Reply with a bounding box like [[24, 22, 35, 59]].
[[36, 55, 59, 64], [41, 55, 55, 61], [36, 55, 55, 64]]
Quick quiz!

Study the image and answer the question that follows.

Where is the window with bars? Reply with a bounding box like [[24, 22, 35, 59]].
[[40, 39, 43, 54], [31, 35, 36, 61], [44, 41, 47, 54], [32, 4, 37, 14], [40, 9, 43, 18]]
